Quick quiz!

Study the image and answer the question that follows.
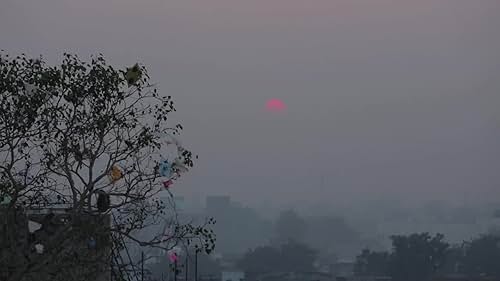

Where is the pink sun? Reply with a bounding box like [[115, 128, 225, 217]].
[[265, 99, 287, 112]]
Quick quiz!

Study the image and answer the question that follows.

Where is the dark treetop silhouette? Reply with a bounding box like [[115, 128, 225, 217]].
[[0, 52, 215, 281]]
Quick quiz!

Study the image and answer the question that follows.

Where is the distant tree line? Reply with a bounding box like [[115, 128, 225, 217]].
[[235, 231, 500, 281], [237, 240, 317, 274], [273, 209, 372, 258], [203, 204, 368, 259], [354, 232, 500, 281]]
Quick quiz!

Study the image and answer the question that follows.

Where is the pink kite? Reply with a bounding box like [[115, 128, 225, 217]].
[[169, 252, 178, 263], [163, 180, 174, 189]]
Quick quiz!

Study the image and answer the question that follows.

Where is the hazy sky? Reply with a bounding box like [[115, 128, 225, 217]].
[[1, 0, 499, 211]]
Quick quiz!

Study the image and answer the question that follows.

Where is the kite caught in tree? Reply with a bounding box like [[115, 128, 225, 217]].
[[124, 63, 142, 86], [167, 134, 182, 147], [173, 158, 188, 174], [168, 246, 182, 263], [109, 165, 123, 183], [34, 244, 44, 254], [169, 252, 178, 263], [159, 160, 172, 178], [0, 194, 11, 205], [159, 160, 178, 189], [163, 180, 174, 189]]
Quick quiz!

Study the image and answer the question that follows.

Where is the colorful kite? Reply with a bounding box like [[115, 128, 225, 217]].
[[165, 134, 185, 154], [124, 63, 142, 87], [109, 165, 123, 183], [163, 180, 174, 189], [34, 244, 44, 254], [167, 246, 182, 263], [28, 220, 42, 233], [169, 252, 178, 263], [166, 134, 181, 146], [173, 158, 188, 174], [0, 195, 11, 205], [159, 160, 172, 177]]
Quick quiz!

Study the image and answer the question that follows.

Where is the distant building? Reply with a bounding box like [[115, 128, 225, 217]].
[[200, 274, 221, 281], [206, 196, 231, 213], [253, 271, 333, 281], [296, 272, 333, 281], [174, 195, 186, 211], [431, 275, 500, 281], [222, 271, 245, 281], [330, 260, 355, 279], [350, 276, 392, 281]]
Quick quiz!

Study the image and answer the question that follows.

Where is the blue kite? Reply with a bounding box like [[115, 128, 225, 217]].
[[159, 160, 172, 177]]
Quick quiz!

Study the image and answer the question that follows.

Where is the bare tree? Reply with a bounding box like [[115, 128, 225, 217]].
[[0, 52, 215, 281]]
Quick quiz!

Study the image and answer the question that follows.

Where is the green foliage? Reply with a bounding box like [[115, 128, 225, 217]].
[[0, 52, 215, 280], [390, 233, 449, 281], [461, 234, 500, 277], [354, 233, 449, 281]]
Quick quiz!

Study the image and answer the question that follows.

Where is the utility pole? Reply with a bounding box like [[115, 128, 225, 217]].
[[174, 260, 178, 281], [141, 251, 144, 281], [185, 252, 189, 281], [194, 250, 198, 281]]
